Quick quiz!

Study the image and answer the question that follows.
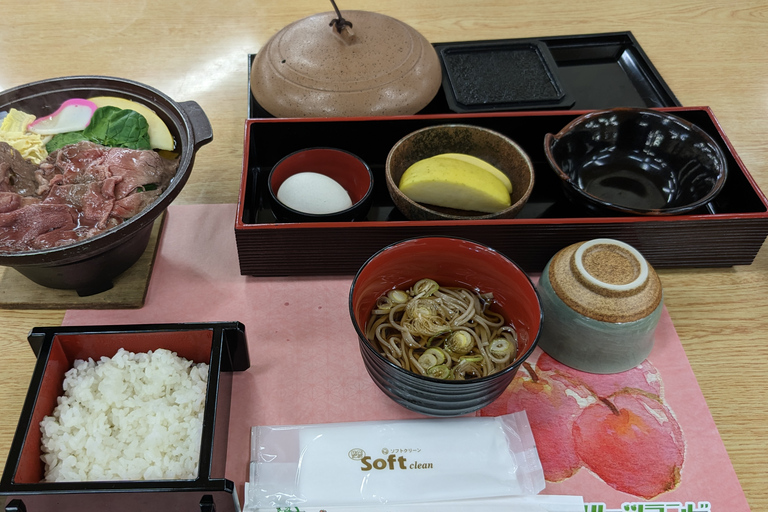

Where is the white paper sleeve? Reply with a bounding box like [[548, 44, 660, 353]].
[[246, 411, 545, 509]]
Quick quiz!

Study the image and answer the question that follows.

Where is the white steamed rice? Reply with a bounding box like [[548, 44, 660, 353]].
[[40, 348, 209, 482]]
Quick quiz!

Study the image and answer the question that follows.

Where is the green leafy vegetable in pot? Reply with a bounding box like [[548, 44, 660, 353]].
[[45, 131, 87, 152], [47, 106, 151, 153]]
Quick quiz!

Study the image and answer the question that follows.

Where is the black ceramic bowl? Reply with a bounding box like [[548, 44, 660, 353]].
[[349, 236, 542, 417], [544, 108, 728, 216], [267, 147, 374, 223], [0, 76, 213, 295], [0, 322, 249, 512]]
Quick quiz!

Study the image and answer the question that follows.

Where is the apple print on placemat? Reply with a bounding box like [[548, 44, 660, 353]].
[[480, 350, 685, 500]]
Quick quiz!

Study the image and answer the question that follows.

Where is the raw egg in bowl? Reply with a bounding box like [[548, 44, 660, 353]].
[[267, 147, 374, 223]]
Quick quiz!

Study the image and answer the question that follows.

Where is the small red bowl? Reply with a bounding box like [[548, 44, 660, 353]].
[[349, 236, 542, 416], [267, 147, 374, 223]]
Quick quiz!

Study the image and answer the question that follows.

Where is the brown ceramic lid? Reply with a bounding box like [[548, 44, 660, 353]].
[[250, 10, 442, 118], [548, 239, 662, 323]]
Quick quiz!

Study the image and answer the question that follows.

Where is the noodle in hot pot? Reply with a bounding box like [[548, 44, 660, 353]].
[[365, 279, 518, 380]]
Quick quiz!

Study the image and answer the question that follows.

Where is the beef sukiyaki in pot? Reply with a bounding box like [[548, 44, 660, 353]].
[[0, 76, 212, 295]]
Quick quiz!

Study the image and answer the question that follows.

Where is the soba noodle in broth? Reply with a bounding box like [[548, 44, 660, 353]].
[[365, 279, 518, 379]]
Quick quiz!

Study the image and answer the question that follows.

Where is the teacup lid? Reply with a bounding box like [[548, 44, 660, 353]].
[[548, 238, 662, 323], [250, 9, 442, 118]]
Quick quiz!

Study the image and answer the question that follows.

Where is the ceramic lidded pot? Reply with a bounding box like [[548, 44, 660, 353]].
[[537, 238, 663, 374], [250, 9, 442, 117]]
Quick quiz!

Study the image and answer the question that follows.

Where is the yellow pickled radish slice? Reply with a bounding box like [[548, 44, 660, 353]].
[[399, 156, 511, 213], [432, 153, 513, 193]]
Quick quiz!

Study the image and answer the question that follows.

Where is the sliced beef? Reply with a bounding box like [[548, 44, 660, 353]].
[[0, 142, 41, 196], [0, 203, 80, 251], [36, 141, 112, 195], [102, 145, 176, 200], [113, 187, 163, 219], [48, 141, 111, 181], [0, 141, 179, 253], [0, 192, 22, 213]]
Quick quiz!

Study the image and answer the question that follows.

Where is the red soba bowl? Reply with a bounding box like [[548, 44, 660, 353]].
[[349, 236, 542, 417], [0, 76, 213, 296]]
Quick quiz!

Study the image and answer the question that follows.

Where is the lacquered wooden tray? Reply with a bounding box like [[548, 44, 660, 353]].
[[235, 108, 768, 277]]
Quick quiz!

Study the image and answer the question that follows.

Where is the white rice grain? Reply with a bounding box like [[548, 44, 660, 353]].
[[40, 348, 209, 482]]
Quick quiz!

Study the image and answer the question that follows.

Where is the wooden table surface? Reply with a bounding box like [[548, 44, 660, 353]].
[[1, 0, 766, 509]]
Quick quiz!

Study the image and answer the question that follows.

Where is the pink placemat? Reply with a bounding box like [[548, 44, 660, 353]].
[[63, 204, 750, 512]]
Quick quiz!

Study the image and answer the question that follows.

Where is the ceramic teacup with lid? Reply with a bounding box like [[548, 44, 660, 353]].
[[537, 238, 663, 374]]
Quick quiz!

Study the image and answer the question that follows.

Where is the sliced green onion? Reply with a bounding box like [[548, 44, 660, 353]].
[[444, 330, 474, 355], [406, 298, 438, 320], [490, 336, 516, 361], [418, 347, 447, 368], [426, 331, 450, 347], [375, 296, 394, 312], [412, 278, 439, 298], [387, 289, 409, 304], [426, 364, 452, 380], [135, 183, 159, 193]]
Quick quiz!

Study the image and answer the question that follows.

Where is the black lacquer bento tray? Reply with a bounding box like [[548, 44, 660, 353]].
[[0, 322, 250, 512], [238, 32, 768, 277], [235, 107, 768, 277], [248, 31, 681, 117]]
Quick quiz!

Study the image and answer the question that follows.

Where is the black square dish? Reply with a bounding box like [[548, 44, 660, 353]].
[[0, 322, 250, 512], [438, 40, 573, 112]]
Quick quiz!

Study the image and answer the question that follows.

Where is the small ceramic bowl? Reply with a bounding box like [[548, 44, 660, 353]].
[[349, 236, 542, 417], [267, 147, 374, 223], [385, 124, 535, 221], [537, 238, 663, 374], [544, 108, 728, 216]]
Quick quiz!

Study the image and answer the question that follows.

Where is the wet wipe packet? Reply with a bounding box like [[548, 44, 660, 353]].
[[245, 411, 544, 509], [242, 495, 584, 512]]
